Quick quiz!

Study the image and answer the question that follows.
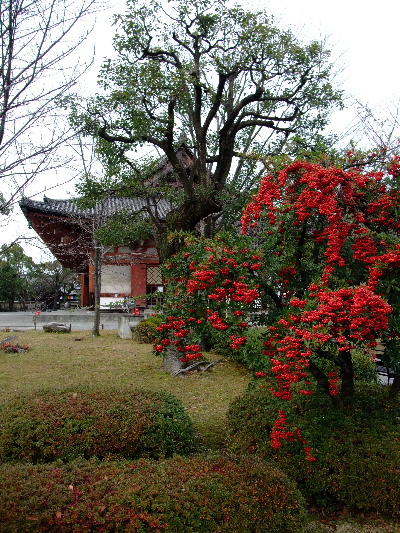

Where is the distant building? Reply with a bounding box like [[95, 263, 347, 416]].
[[19, 146, 197, 311], [20, 196, 169, 310]]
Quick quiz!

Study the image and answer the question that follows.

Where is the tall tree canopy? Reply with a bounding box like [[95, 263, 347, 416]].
[[75, 0, 342, 261]]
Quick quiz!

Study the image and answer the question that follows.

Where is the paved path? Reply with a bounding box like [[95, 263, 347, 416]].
[[0, 311, 143, 332]]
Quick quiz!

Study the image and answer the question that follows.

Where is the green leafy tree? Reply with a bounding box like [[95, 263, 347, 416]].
[[29, 261, 79, 311], [0, 244, 33, 310], [74, 0, 342, 261]]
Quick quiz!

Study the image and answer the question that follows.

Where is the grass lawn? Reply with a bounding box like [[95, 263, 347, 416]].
[[0, 329, 249, 450], [0, 329, 399, 533]]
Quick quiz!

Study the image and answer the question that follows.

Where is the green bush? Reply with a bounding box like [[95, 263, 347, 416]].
[[0, 455, 306, 533], [0, 387, 195, 463], [214, 327, 272, 371], [133, 315, 163, 343], [351, 347, 378, 382], [227, 382, 400, 516]]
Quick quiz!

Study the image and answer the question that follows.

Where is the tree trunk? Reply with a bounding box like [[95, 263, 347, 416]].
[[338, 350, 355, 406], [308, 359, 344, 409], [92, 243, 101, 337], [163, 344, 185, 375], [389, 372, 400, 401], [154, 195, 223, 264], [52, 285, 59, 311]]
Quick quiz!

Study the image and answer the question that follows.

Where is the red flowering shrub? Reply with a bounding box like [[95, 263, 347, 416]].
[[158, 160, 400, 457], [0, 387, 195, 463], [154, 233, 262, 363], [241, 161, 400, 452], [0, 342, 30, 353], [0, 455, 306, 533]]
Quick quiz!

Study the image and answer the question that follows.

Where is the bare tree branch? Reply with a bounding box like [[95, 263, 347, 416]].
[[0, 0, 98, 213]]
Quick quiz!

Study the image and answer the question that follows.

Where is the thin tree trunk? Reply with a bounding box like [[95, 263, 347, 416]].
[[338, 350, 355, 406], [308, 359, 344, 409], [389, 372, 400, 401], [92, 243, 101, 336], [52, 277, 59, 311]]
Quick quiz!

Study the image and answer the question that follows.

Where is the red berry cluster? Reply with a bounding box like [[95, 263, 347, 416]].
[[240, 161, 400, 456], [270, 410, 316, 462]]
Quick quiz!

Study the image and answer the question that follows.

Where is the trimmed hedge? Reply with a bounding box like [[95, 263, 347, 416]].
[[227, 382, 400, 516], [0, 455, 306, 533], [0, 387, 195, 463], [133, 315, 163, 343]]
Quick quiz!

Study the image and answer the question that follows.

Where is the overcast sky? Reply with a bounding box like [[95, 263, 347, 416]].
[[266, 0, 399, 106], [3, 0, 400, 261]]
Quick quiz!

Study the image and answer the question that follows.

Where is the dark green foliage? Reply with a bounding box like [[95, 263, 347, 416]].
[[133, 315, 163, 343], [95, 212, 154, 247], [29, 260, 79, 312], [0, 244, 33, 310], [214, 327, 272, 373], [73, 0, 342, 265], [0, 387, 195, 463], [227, 382, 400, 516], [0, 455, 306, 533]]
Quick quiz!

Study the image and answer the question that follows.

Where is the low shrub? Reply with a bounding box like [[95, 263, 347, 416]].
[[0, 387, 195, 463], [0, 455, 306, 533], [227, 382, 400, 516], [133, 315, 163, 343]]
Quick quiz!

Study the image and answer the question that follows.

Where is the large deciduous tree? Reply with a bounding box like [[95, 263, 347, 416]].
[[75, 0, 342, 262], [0, 0, 96, 215]]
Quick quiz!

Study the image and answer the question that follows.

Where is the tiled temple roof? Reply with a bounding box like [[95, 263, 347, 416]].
[[20, 196, 172, 220]]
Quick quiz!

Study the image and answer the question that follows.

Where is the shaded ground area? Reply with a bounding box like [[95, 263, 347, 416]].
[[304, 521, 400, 533]]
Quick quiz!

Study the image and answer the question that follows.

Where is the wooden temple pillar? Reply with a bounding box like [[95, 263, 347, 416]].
[[80, 273, 90, 308], [131, 264, 147, 309]]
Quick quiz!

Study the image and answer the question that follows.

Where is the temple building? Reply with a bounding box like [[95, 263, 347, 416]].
[[19, 146, 197, 311], [20, 196, 169, 310]]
